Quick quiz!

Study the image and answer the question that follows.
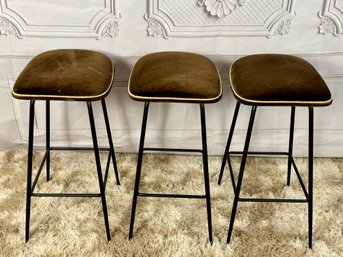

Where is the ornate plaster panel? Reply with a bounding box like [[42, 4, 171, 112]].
[[319, 0, 343, 35], [0, 0, 122, 39], [145, 0, 296, 38]]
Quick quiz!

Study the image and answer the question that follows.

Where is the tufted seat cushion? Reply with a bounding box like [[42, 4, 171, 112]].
[[229, 54, 332, 106], [12, 49, 114, 101], [128, 52, 222, 103]]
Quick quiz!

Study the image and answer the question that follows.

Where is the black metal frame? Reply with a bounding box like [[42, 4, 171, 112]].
[[218, 102, 314, 248], [25, 99, 120, 242], [129, 102, 213, 243]]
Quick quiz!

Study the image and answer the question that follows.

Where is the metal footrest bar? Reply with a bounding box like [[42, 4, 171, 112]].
[[32, 193, 101, 197], [32, 146, 113, 193], [239, 197, 307, 203], [227, 151, 308, 195], [31, 147, 111, 197], [227, 151, 292, 192], [229, 151, 290, 156], [138, 192, 206, 199], [50, 146, 110, 152], [227, 151, 308, 203], [143, 147, 203, 154]]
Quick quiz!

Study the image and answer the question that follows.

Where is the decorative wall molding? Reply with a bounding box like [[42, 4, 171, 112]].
[[145, 0, 296, 38], [0, 0, 121, 39], [2, 52, 343, 81], [318, 0, 343, 36]]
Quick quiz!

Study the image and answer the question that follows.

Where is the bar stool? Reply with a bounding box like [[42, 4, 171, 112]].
[[218, 54, 332, 247], [12, 49, 120, 241], [128, 51, 222, 242]]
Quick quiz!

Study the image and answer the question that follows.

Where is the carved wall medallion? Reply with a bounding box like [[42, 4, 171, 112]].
[[0, 17, 21, 37], [145, 14, 168, 38], [0, 0, 121, 39], [273, 18, 293, 36], [319, 17, 337, 34], [318, 0, 343, 36], [197, 0, 237, 18], [98, 15, 123, 39], [145, 0, 296, 38]]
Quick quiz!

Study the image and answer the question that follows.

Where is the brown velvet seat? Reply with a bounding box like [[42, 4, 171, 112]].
[[230, 54, 332, 106], [12, 49, 114, 101], [128, 51, 221, 243], [12, 49, 119, 242], [219, 53, 332, 248], [128, 51, 222, 103]]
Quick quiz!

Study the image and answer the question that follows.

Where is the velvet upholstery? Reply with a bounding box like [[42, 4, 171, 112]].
[[12, 49, 114, 101], [230, 54, 332, 106], [129, 52, 222, 103]]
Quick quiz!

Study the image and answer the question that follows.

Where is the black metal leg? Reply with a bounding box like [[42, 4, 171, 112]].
[[87, 101, 111, 241], [129, 102, 150, 239], [308, 107, 313, 248], [25, 100, 35, 242], [227, 106, 257, 243], [200, 103, 213, 243], [46, 100, 50, 181], [287, 107, 295, 186], [218, 102, 241, 185], [101, 99, 120, 186]]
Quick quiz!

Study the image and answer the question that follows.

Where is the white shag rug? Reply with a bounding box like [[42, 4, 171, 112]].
[[0, 150, 342, 257]]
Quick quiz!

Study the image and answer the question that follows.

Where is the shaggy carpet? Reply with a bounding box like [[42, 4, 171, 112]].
[[0, 150, 342, 257]]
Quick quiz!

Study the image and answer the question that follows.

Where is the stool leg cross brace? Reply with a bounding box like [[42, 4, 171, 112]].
[[218, 102, 314, 248], [129, 102, 213, 243], [25, 99, 120, 242]]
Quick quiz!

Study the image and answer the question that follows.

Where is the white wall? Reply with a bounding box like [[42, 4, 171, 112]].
[[0, 0, 342, 156]]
